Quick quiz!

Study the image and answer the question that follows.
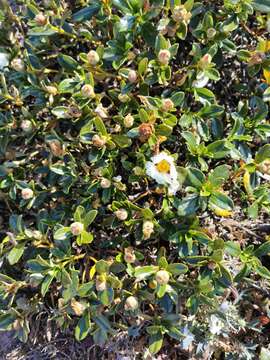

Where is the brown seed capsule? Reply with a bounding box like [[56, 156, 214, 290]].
[[71, 299, 85, 316], [124, 296, 139, 311], [48, 140, 64, 157], [70, 222, 84, 236], [158, 49, 171, 65], [161, 98, 174, 112], [21, 188, 34, 200], [35, 13, 47, 26], [124, 247, 136, 263], [67, 106, 82, 118], [155, 270, 170, 285], [138, 123, 154, 142], [92, 134, 107, 148]]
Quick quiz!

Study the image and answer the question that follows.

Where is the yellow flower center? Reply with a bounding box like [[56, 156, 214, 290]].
[[156, 159, 171, 173]]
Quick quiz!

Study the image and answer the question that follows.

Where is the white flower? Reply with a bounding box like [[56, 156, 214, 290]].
[[0, 52, 9, 70], [145, 152, 180, 194], [209, 315, 224, 335], [182, 326, 194, 350]]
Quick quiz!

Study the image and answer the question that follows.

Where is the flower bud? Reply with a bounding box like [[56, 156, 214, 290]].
[[198, 54, 212, 69], [45, 85, 58, 96], [142, 220, 154, 240], [162, 98, 174, 112], [11, 58, 24, 72], [124, 114, 134, 128], [124, 247, 136, 263], [149, 280, 157, 289], [96, 276, 107, 291], [128, 69, 137, 83], [260, 159, 270, 175], [113, 124, 121, 133], [92, 134, 107, 148], [207, 28, 216, 39], [115, 208, 128, 221], [172, 5, 191, 24], [118, 93, 130, 103], [155, 270, 170, 285], [94, 104, 108, 118], [124, 296, 139, 311], [70, 299, 85, 316], [87, 50, 100, 66], [70, 222, 84, 236], [81, 84, 95, 98], [20, 120, 32, 132], [138, 123, 154, 142], [35, 13, 47, 26], [100, 178, 111, 188], [158, 49, 171, 66], [21, 188, 34, 200]]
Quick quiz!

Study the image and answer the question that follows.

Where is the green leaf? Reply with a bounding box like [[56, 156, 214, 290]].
[[255, 144, 270, 163], [84, 210, 98, 227], [0, 313, 16, 330], [170, 91, 185, 107], [94, 117, 108, 136], [155, 34, 168, 53], [96, 260, 110, 274], [253, 0, 270, 13], [72, 4, 101, 22], [78, 231, 94, 245], [149, 332, 163, 354], [186, 167, 205, 188], [99, 288, 114, 306], [254, 241, 270, 257], [134, 265, 159, 280], [75, 312, 91, 341], [27, 256, 51, 273], [52, 106, 70, 119], [199, 104, 224, 118], [7, 243, 25, 265], [225, 241, 241, 257], [208, 165, 230, 187], [167, 263, 188, 275], [255, 264, 270, 279], [58, 54, 79, 71], [206, 140, 231, 159], [41, 272, 55, 296], [54, 227, 71, 241], [111, 134, 132, 148], [177, 195, 200, 216], [209, 191, 234, 211]]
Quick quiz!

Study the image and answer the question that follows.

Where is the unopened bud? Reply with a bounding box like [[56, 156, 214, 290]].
[[128, 69, 137, 83], [87, 50, 100, 66], [100, 178, 111, 188], [81, 84, 95, 98], [92, 134, 107, 148], [70, 222, 84, 236], [158, 49, 171, 66], [45, 85, 58, 96], [124, 247, 136, 263], [115, 208, 128, 221], [124, 114, 134, 128], [20, 120, 32, 132], [96, 276, 107, 291], [162, 98, 174, 112], [198, 54, 212, 69], [118, 93, 130, 103], [143, 220, 154, 239], [124, 296, 139, 311], [35, 13, 47, 26], [207, 28, 216, 39], [94, 104, 108, 118], [172, 5, 192, 24], [260, 159, 270, 175], [21, 188, 34, 200], [11, 58, 24, 72], [155, 270, 170, 285]]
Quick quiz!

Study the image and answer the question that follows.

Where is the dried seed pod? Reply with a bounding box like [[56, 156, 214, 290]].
[[138, 123, 154, 142]]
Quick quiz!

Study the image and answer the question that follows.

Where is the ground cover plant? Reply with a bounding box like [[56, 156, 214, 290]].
[[1, 0, 270, 358]]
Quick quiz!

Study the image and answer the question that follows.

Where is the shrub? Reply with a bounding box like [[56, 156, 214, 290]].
[[0, 0, 270, 358]]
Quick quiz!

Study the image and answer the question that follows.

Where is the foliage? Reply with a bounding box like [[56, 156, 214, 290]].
[[0, 0, 270, 358]]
